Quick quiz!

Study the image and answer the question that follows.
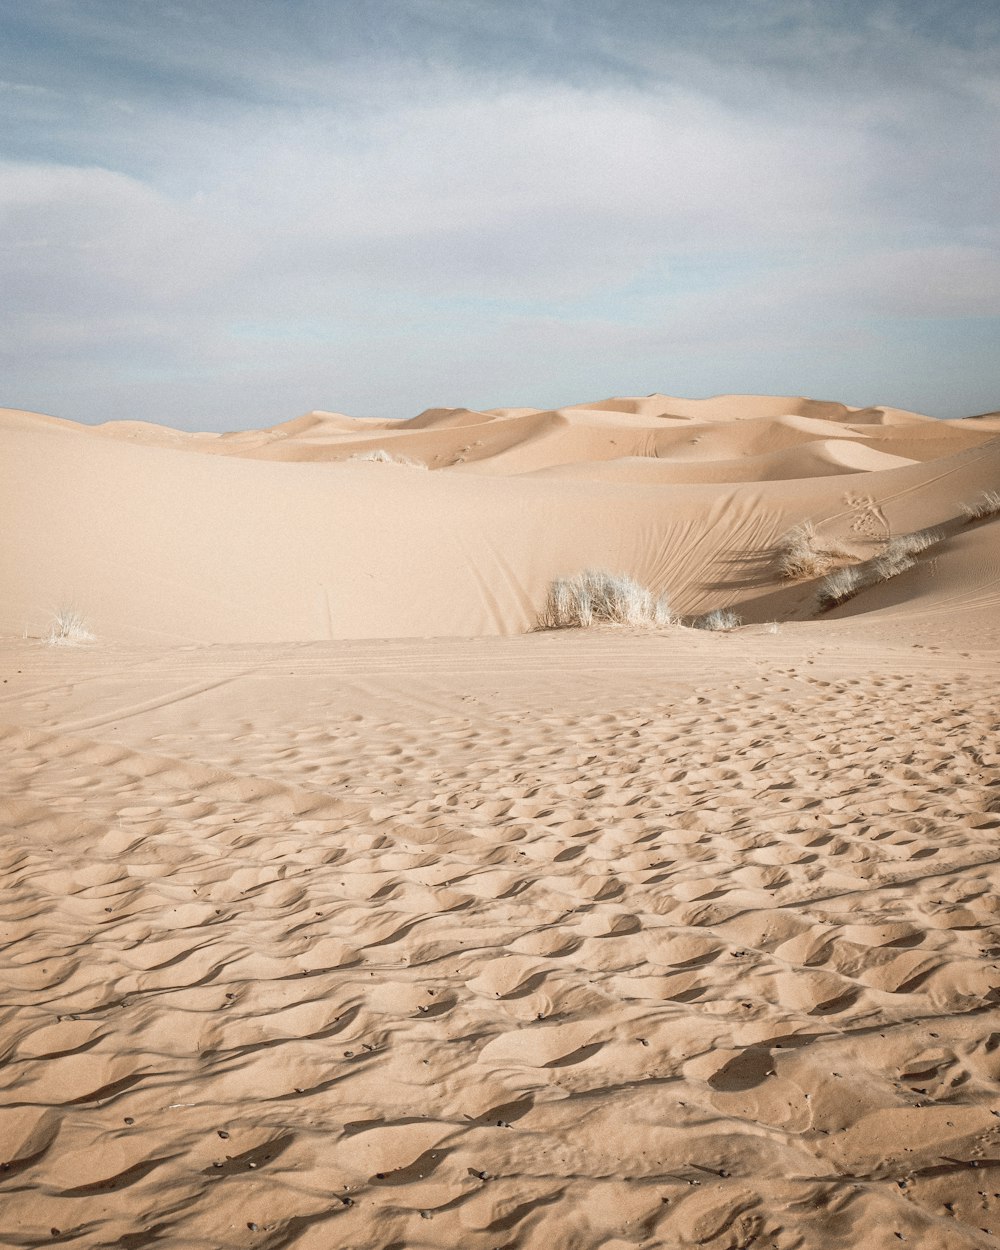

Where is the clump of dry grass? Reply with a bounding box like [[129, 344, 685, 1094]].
[[816, 565, 864, 610], [46, 607, 94, 646], [350, 448, 425, 467], [961, 490, 1000, 523], [692, 608, 742, 632], [537, 570, 672, 630], [776, 522, 861, 580], [816, 526, 947, 611]]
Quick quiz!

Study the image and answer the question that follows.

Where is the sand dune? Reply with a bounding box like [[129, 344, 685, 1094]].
[[2, 394, 998, 642], [2, 393, 1000, 1247]]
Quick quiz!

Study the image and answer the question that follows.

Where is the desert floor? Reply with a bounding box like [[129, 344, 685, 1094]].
[[1, 625, 999, 1250], [2, 395, 1000, 1248]]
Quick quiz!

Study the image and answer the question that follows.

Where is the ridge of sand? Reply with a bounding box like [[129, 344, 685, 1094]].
[[2, 396, 998, 643], [520, 438, 920, 484]]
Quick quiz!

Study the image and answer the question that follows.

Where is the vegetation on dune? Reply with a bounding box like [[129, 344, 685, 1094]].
[[961, 490, 1000, 523], [775, 521, 861, 581], [816, 526, 948, 611], [536, 570, 672, 630], [46, 607, 94, 646], [692, 608, 742, 632]]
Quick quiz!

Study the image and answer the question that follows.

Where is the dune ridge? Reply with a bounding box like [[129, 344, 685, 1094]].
[[2, 394, 998, 644]]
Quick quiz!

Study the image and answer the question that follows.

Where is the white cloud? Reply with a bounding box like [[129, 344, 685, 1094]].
[[0, 1, 997, 425]]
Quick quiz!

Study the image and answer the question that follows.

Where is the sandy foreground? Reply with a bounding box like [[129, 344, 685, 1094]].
[[2, 396, 1000, 1249]]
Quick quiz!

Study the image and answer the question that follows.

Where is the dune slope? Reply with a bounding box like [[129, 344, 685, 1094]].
[[2, 395, 998, 642]]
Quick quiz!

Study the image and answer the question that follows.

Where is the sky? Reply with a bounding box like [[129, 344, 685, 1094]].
[[1, 0, 998, 429]]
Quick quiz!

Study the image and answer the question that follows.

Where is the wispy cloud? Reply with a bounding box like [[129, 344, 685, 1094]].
[[1, 0, 997, 425]]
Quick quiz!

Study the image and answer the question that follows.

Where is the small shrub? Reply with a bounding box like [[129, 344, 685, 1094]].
[[864, 531, 939, 584], [961, 490, 1000, 522], [815, 525, 947, 611], [537, 570, 672, 630], [869, 549, 918, 582], [350, 449, 425, 467], [692, 608, 742, 631], [776, 522, 860, 580], [46, 607, 94, 646], [883, 527, 946, 557], [816, 565, 863, 610]]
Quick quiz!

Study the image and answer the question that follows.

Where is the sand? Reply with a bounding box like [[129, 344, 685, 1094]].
[[2, 394, 999, 1248]]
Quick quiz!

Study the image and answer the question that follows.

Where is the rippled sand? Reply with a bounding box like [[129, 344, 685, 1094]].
[[2, 630, 1000, 1248]]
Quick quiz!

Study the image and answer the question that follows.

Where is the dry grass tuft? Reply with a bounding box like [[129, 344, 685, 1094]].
[[776, 522, 861, 580], [692, 608, 742, 632], [536, 570, 672, 630], [46, 607, 94, 646], [961, 490, 1000, 523], [816, 525, 947, 611], [816, 565, 864, 610]]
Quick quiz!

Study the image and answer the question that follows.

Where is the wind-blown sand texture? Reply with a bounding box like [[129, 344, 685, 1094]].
[[2, 395, 1000, 1248]]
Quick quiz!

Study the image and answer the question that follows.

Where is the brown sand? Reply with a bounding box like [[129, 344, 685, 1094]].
[[2, 396, 1000, 1248]]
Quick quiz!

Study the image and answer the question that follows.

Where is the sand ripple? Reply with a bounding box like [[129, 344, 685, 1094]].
[[2, 665, 1000, 1247]]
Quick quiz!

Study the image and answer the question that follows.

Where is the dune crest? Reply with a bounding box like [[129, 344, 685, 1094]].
[[2, 393, 997, 643]]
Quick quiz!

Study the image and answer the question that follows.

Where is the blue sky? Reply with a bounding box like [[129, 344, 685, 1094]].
[[1, 0, 998, 427]]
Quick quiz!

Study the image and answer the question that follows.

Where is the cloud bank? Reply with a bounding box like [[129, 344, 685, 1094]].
[[1, 0, 998, 426]]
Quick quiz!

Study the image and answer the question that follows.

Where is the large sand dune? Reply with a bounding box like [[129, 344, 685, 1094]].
[[2, 394, 999, 642], [2, 394, 1000, 1248]]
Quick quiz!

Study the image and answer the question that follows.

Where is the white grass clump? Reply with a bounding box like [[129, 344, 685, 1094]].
[[350, 448, 425, 467], [46, 607, 94, 646], [692, 608, 742, 632], [537, 570, 672, 630], [776, 521, 860, 580], [816, 565, 863, 610], [961, 490, 1000, 522], [884, 527, 946, 557], [867, 527, 947, 582], [816, 525, 947, 611]]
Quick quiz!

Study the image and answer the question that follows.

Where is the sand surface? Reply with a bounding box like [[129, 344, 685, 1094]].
[[2, 395, 1000, 1248]]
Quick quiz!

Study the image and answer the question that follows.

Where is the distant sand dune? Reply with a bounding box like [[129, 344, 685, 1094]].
[[2, 394, 997, 643]]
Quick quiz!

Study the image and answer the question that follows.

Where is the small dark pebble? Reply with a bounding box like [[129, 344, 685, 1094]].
[[217, 1130, 229, 1139], [341, 1196, 354, 1207], [124, 1117, 134, 1125], [247, 1223, 258, 1232]]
